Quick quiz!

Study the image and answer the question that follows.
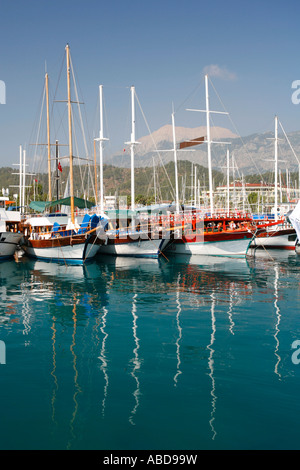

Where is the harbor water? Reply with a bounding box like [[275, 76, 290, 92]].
[[0, 250, 300, 450]]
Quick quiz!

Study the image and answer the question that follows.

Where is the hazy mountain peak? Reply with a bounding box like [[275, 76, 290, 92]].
[[137, 124, 238, 154]]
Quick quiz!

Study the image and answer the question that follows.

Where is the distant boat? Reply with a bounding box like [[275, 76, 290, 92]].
[[250, 116, 297, 251], [0, 198, 23, 260], [251, 220, 296, 250]]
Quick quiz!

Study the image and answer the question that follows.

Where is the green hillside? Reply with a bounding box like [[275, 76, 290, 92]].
[[1, 162, 298, 206]]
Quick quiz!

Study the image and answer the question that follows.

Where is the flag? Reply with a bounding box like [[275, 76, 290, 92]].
[[179, 136, 206, 149], [58, 162, 62, 172]]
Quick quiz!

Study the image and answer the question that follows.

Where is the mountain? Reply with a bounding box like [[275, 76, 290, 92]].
[[135, 124, 237, 154], [106, 125, 300, 176], [2, 125, 300, 203]]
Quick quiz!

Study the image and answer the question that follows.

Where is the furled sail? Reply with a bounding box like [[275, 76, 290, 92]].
[[178, 136, 206, 149]]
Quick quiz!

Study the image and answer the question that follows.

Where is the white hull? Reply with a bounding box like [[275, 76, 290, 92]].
[[251, 227, 296, 250], [98, 238, 169, 258], [165, 237, 252, 258], [252, 237, 296, 249], [23, 241, 99, 264], [0, 232, 23, 259]]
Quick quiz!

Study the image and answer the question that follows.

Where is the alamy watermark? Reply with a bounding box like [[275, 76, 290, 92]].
[[95, 205, 205, 243], [291, 340, 300, 365], [0, 340, 6, 364], [0, 80, 6, 104]]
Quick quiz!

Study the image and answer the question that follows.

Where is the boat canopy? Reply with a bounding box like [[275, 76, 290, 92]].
[[29, 196, 94, 213], [24, 216, 54, 227], [0, 208, 21, 222]]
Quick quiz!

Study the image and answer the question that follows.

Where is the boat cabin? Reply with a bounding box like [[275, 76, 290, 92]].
[[0, 197, 21, 233], [23, 213, 100, 240]]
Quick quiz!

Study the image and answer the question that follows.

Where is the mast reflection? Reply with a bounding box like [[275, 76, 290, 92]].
[[273, 265, 281, 380], [50, 315, 58, 426], [207, 292, 217, 441], [227, 283, 235, 335], [129, 291, 141, 425], [99, 306, 109, 417], [68, 293, 81, 450], [174, 272, 182, 387]]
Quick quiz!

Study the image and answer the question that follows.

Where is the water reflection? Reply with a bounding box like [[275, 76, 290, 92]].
[[99, 306, 109, 417], [208, 292, 217, 441], [129, 290, 141, 425], [68, 294, 81, 450], [21, 282, 31, 343], [274, 265, 282, 380], [247, 249, 300, 381], [173, 273, 182, 387], [0, 250, 299, 449], [0, 260, 28, 329], [227, 284, 235, 335]]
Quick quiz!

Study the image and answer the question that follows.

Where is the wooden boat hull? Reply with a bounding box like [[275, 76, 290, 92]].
[[22, 234, 101, 264], [165, 230, 253, 258], [0, 232, 23, 259]]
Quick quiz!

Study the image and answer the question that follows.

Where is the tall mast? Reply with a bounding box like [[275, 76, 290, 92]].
[[172, 112, 180, 214], [205, 74, 214, 215], [194, 164, 197, 207], [153, 157, 157, 205], [45, 72, 52, 202], [130, 86, 136, 211], [124, 86, 140, 211], [22, 149, 26, 214], [274, 115, 278, 222], [190, 163, 193, 203], [242, 173, 245, 213], [226, 148, 230, 215], [99, 85, 106, 213], [94, 85, 109, 213], [279, 170, 282, 204], [66, 44, 75, 224], [56, 140, 59, 201], [232, 154, 236, 211], [187, 75, 229, 213], [19, 145, 22, 212], [267, 115, 283, 219], [93, 139, 98, 206], [99, 84, 104, 212]]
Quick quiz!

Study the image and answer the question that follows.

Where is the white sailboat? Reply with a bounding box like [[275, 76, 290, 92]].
[[251, 116, 297, 250], [98, 86, 169, 258]]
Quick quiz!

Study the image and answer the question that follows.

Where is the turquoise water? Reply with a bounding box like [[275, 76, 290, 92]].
[[0, 250, 300, 450]]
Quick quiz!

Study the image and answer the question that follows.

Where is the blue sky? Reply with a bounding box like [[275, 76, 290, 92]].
[[1, 0, 300, 170]]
